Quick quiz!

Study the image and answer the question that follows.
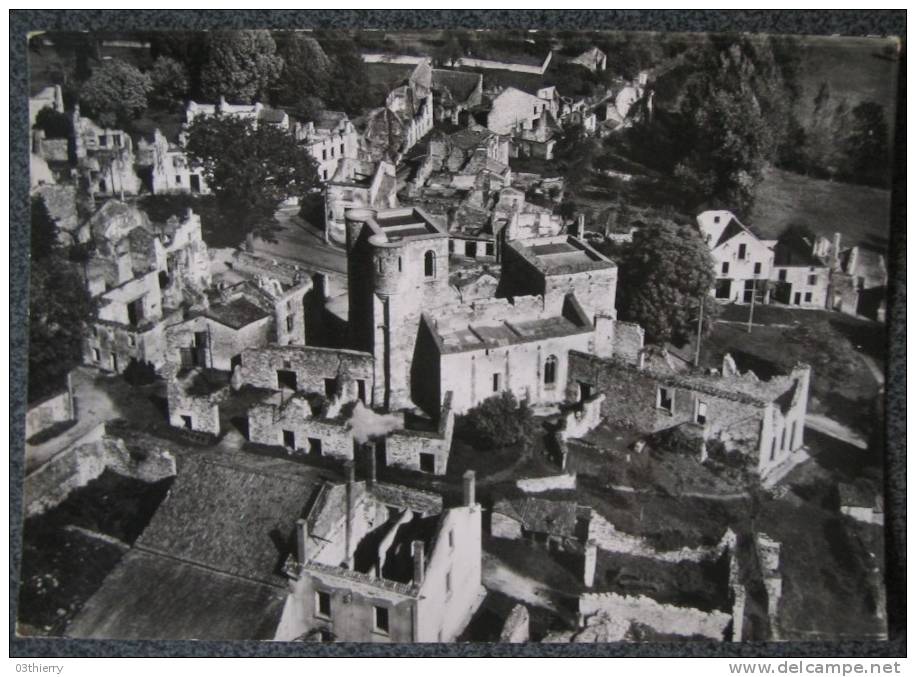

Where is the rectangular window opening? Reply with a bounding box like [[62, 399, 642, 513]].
[[315, 591, 331, 618], [657, 387, 673, 413], [374, 606, 389, 635]]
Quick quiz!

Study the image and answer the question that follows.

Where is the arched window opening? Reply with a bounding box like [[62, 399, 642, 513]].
[[424, 250, 436, 278], [544, 355, 558, 385]]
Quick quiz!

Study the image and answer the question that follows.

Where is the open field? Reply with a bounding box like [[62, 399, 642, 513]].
[[749, 167, 893, 251]]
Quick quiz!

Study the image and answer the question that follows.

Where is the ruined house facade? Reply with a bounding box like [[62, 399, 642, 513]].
[[566, 351, 811, 476], [277, 469, 483, 643], [83, 202, 211, 373]]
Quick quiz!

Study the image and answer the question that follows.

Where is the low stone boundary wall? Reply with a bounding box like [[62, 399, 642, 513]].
[[579, 592, 732, 641], [516, 474, 576, 493]]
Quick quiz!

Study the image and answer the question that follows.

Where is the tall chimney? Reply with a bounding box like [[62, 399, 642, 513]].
[[412, 540, 425, 585], [462, 470, 476, 507], [367, 444, 377, 486], [344, 460, 355, 569], [296, 518, 309, 565], [576, 213, 586, 240]]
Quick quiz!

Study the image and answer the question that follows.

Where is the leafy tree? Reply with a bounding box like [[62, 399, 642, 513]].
[[149, 56, 190, 107], [456, 391, 537, 450], [33, 107, 72, 139], [273, 32, 333, 110], [29, 256, 94, 402], [617, 218, 718, 345], [148, 30, 210, 99], [79, 59, 152, 127], [31, 195, 58, 261], [319, 36, 374, 115], [184, 114, 319, 247], [845, 101, 890, 186], [200, 30, 284, 104], [433, 34, 464, 67]]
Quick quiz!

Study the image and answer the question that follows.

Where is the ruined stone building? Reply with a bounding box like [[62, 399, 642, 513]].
[[569, 47, 608, 73], [359, 59, 435, 163], [484, 85, 560, 137], [82, 201, 211, 373], [277, 467, 483, 642], [71, 106, 142, 198], [323, 158, 399, 245], [566, 350, 811, 478], [137, 128, 209, 195], [296, 110, 361, 183]]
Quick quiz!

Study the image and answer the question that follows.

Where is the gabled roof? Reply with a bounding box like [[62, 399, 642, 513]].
[[137, 453, 326, 585], [66, 550, 287, 640]]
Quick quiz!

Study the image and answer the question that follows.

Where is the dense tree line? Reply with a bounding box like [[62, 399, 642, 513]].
[[28, 196, 95, 402]]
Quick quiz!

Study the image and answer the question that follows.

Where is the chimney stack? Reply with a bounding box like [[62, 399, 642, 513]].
[[367, 444, 377, 486], [412, 541, 425, 585], [576, 213, 586, 240], [462, 470, 476, 507], [344, 460, 355, 569], [296, 518, 309, 565]]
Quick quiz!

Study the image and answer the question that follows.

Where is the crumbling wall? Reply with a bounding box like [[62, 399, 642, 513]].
[[579, 592, 732, 641], [558, 394, 605, 441], [755, 533, 782, 640], [587, 512, 734, 563], [248, 398, 354, 460], [491, 512, 523, 540], [499, 604, 530, 643], [23, 432, 177, 518], [240, 345, 374, 401], [26, 389, 74, 439], [516, 474, 577, 493]]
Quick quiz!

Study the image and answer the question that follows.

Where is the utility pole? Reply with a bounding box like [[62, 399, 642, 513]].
[[747, 275, 757, 334], [694, 294, 704, 368]]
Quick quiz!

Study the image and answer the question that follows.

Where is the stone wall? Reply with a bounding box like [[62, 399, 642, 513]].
[[578, 592, 732, 641], [499, 604, 530, 642], [516, 474, 577, 493], [26, 389, 74, 439], [166, 314, 272, 372], [248, 396, 354, 460], [558, 394, 605, 441], [23, 432, 177, 518], [587, 512, 735, 564], [240, 345, 375, 402]]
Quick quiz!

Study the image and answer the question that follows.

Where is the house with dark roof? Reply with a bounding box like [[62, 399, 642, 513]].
[[770, 228, 831, 309], [67, 453, 330, 640], [277, 466, 484, 642]]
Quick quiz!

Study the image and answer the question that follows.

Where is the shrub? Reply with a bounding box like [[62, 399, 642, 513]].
[[455, 391, 536, 450]]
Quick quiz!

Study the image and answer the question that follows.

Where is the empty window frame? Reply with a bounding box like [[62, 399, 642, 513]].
[[315, 591, 331, 619], [695, 401, 708, 425], [492, 372, 501, 392], [778, 269, 787, 282], [737, 243, 747, 260], [721, 262, 730, 275], [424, 251, 436, 277], [657, 387, 674, 413], [544, 355, 558, 385], [282, 429, 296, 449], [373, 606, 390, 635], [754, 262, 762, 275]]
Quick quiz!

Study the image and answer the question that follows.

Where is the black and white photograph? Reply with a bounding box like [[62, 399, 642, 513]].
[[14, 20, 902, 649]]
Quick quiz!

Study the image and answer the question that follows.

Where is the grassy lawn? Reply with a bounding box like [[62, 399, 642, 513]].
[[749, 167, 892, 251]]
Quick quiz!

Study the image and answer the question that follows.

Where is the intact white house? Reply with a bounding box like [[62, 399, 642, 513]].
[[697, 211, 775, 304]]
